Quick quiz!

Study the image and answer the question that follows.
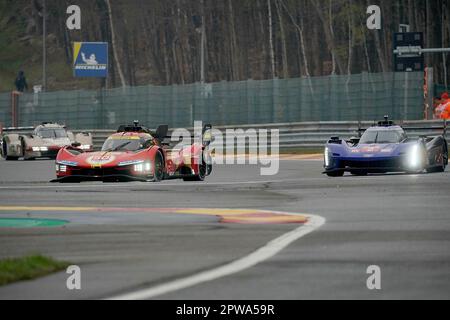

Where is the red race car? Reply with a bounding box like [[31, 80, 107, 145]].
[[53, 121, 212, 183]]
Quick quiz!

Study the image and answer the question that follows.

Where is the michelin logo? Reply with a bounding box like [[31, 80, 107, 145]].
[[73, 42, 108, 77], [81, 52, 98, 65]]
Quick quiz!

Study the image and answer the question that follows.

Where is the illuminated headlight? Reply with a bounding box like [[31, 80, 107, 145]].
[[324, 147, 331, 167], [79, 145, 91, 150], [56, 161, 78, 172], [32, 147, 48, 152], [118, 160, 144, 167], [134, 162, 151, 173], [57, 161, 78, 167], [407, 144, 421, 168]]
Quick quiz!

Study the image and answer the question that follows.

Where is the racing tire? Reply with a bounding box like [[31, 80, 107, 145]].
[[183, 159, 207, 182], [19, 137, 27, 159], [152, 151, 165, 182], [426, 145, 447, 173], [2, 140, 19, 161], [326, 170, 344, 177], [1, 139, 6, 159]]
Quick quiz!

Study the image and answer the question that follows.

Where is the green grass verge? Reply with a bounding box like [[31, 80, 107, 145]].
[[0, 255, 70, 286]]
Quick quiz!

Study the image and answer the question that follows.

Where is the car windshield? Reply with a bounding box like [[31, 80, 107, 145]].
[[101, 137, 152, 152], [360, 130, 405, 144], [37, 128, 68, 139]]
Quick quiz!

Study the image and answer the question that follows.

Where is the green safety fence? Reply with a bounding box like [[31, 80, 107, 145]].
[[0, 92, 11, 128], [0, 72, 424, 129]]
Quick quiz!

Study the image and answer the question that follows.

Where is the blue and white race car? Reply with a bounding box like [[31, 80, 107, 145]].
[[323, 117, 448, 177]]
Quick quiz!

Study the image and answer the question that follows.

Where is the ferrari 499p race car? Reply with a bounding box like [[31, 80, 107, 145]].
[[323, 117, 448, 177], [53, 121, 213, 182], [1, 122, 93, 160]]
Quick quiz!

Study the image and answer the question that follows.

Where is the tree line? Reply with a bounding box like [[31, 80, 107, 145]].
[[20, 0, 450, 89]]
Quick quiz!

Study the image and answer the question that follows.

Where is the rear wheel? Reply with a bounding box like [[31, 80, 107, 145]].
[[183, 159, 207, 182], [2, 139, 18, 161], [1, 139, 6, 159]]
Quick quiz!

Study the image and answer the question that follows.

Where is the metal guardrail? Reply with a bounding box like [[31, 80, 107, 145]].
[[74, 120, 449, 151]]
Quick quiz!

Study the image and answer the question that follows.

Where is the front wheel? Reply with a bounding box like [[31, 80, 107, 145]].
[[152, 151, 165, 182], [326, 170, 344, 177], [426, 145, 447, 173]]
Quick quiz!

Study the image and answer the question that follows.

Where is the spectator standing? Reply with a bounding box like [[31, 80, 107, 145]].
[[14, 70, 28, 92]]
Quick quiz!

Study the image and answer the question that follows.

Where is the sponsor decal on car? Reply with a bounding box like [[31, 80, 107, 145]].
[[86, 154, 115, 167], [361, 146, 381, 153]]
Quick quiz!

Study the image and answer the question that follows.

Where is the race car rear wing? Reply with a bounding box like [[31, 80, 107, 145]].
[[0, 126, 35, 135], [160, 124, 213, 147]]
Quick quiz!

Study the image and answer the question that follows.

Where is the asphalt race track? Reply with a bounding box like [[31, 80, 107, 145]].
[[0, 157, 449, 300]]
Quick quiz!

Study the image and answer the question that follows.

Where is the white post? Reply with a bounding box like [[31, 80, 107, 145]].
[[42, 0, 47, 91], [404, 72, 409, 121]]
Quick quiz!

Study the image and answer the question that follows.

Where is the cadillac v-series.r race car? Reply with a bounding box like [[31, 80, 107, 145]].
[[323, 117, 448, 177], [1, 122, 92, 160], [53, 121, 213, 182]]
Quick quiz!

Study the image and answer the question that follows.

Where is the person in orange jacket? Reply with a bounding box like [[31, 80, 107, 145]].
[[439, 92, 450, 120], [435, 92, 450, 119], [441, 104, 450, 120]]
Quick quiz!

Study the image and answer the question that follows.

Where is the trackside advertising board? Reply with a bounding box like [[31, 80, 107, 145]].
[[73, 42, 108, 77]]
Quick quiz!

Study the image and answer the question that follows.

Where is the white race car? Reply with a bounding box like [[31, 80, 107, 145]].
[[1, 122, 92, 160]]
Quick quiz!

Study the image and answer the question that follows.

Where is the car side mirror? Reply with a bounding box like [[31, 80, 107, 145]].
[[348, 137, 360, 146]]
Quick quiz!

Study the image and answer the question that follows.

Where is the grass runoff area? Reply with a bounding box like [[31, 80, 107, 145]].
[[0, 255, 69, 286]]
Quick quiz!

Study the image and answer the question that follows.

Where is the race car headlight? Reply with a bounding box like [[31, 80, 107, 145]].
[[57, 161, 78, 167], [57, 165, 67, 173], [324, 147, 331, 167], [134, 162, 151, 173], [118, 160, 144, 167], [407, 144, 421, 168]]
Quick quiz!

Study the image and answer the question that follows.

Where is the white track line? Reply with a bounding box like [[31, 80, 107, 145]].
[[108, 213, 325, 300]]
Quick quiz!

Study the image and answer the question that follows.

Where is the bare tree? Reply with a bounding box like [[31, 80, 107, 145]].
[[267, 0, 276, 78], [105, 0, 126, 87], [442, 0, 448, 87], [275, 0, 289, 78]]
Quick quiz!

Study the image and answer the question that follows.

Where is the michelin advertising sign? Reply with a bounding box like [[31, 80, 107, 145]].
[[73, 42, 108, 77]]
